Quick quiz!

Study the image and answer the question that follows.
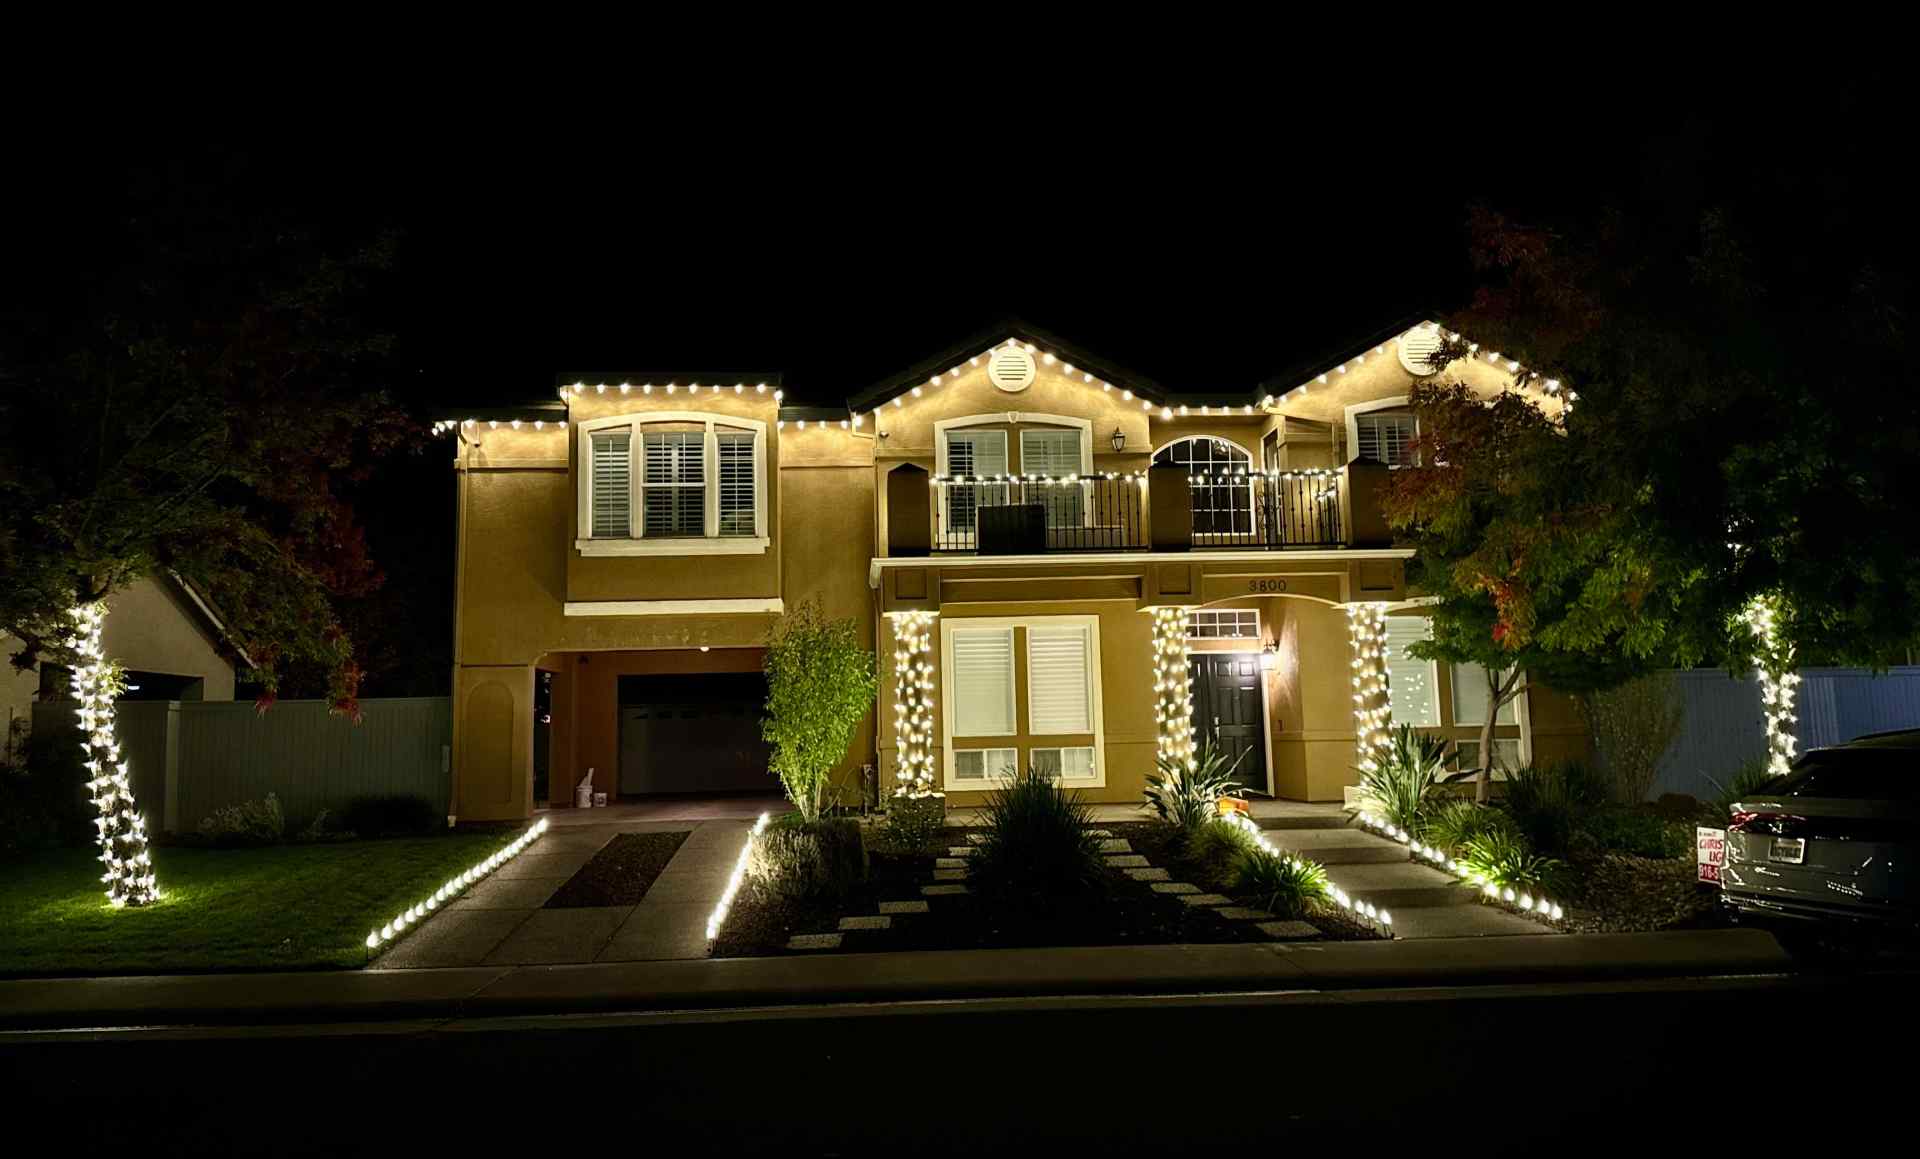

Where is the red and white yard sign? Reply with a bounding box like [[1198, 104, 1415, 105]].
[[1696, 827, 1726, 885]]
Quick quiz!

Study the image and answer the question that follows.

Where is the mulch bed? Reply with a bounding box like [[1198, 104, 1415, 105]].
[[710, 819, 1381, 957], [1560, 852, 1731, 934], [544, 830, 690, 908]]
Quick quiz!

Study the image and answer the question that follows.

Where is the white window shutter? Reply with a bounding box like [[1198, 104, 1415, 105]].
[[1027, 625, 1092, 734], [1019, 429, 1081, 475], [589, 430, 632, 537], [951, 628, 1015, 736], [716, 431, 756, 535], [1383, 617, 1439, 727], [1357, 412, 1415, 466]]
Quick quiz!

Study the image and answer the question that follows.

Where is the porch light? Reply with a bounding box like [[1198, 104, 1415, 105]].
[[1260, 642, 1278, 672], [1110, 427, 1126, 452]]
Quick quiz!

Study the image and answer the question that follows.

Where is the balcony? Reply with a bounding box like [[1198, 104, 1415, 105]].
[[886, 463, 1390, 557]]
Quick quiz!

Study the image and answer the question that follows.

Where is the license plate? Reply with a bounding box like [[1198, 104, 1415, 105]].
[[1769, 837, 1806, 864]]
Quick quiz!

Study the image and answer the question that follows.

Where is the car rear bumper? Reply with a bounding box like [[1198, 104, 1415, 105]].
[[1721, 890, 1917, 927]]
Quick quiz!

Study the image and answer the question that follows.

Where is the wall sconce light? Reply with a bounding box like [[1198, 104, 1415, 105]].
[[1110, 427, 1126, 452], [1260, 642, 1279, 671]]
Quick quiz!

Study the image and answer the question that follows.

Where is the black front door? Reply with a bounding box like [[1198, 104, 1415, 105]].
[[1190, 654, 1268, 794]]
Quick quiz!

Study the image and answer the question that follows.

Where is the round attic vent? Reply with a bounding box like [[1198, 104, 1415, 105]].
[[1397, 326, 1447, 376], [987, 345, 1036, 393]]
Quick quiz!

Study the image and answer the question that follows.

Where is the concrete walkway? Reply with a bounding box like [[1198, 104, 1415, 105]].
[[372, 818, 754, 969]]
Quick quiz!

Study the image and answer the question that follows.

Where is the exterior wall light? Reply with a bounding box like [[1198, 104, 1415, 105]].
[[1110, 427, 1126, 452], [1260, 642, 1278, 672]]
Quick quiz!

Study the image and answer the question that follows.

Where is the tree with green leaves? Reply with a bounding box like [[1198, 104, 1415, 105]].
[[0, 192, 411, 905], [761, 600, 878, 823]]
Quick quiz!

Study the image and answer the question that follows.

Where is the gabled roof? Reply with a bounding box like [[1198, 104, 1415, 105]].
[[846, 317, 1175, 413]]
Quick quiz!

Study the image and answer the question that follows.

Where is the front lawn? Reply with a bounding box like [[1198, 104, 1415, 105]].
[[0, 831, 515, 976]]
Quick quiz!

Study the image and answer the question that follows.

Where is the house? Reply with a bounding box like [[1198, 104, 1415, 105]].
[[444, 318, 1592, 822], [3, 574, 240, 749]]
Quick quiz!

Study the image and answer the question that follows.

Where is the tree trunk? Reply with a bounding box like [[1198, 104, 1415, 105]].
[[1475, 667, 1524, 805], [68, 600, 161, 906]]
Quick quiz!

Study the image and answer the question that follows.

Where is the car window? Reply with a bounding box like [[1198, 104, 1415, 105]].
[[1775, 749, 1918, 800]]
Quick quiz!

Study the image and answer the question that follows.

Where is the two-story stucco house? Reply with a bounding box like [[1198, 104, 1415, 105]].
[[444, 318, 1592, 822]]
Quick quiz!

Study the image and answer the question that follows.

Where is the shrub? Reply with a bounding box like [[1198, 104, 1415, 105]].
[[0, 729, 92, 859], [746, 815, 868, 903], [342, 794, 439, 837], [1705, 758, 1776, 814], [295, 808, 355, 843], [968, 765, 1103, 898], [1574, 810, 1693, 860], [1459, 826, 1564, 894], [762, 600, 879, 822], [197, 793, 286, 847], [1354, 725, 1452, 835], [1182, 818, 1261, 887], [1501, 761, 1608, 856], [1425, 799, 1519, 852], [877, 800, 943, 852], [1583, 672, 1686, 803], [1143, 743, 1244, 835], [1230, 846, 1331, 919]]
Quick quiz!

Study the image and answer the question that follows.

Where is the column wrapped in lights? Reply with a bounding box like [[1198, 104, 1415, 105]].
[[1151, 607, 1197, 773], [1743, 593, 1800, 777], [889, 610, 939, 798], [67, 603, 159, 907], [1345, 603, 1392, 773]]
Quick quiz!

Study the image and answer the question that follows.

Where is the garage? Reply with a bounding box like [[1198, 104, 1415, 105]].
[[617, 672, 773, 795]]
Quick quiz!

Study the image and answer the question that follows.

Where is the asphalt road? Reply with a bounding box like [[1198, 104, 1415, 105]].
[[6, 968, 1913, 1154]]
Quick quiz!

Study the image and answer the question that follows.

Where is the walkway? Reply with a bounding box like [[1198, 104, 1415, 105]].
[[1254, 803, 1549, 938], [371, 818, 758, 968]]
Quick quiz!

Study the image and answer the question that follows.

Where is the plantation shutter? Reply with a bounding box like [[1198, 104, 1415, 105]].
[[1027, 624, 1092, 734], [1451, 663, 1519, 726], [589, 429, 632, 537], [951, 627, 1015, 736], [1383, 616, 1439, 727], [1355, 411, 1416, 466], [1018, 429, 1081, 476], [643, 429, 706, 537], [947, 430, 1008, 477], [716, 430, 756, 536]]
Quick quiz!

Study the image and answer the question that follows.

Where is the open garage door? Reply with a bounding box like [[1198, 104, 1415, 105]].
[[617, 672, 773, 795]]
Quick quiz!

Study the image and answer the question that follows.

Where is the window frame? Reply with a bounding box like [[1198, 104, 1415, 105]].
[[1383, 615, 1442, 729], [1151, 435, 1256, 537], [1344, 396, 1417, 467], [939, 613, 1105, 790], [573, 411, 768, 556]]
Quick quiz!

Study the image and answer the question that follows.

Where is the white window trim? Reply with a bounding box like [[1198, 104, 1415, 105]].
[[1344, 396, 1412, 466], [1026, 745, 1100, 783], [1383, 615, 1443, 730], [933, 413, 1094, 476], [573, 411, 768, 556], [939, 613, 1106, 790]]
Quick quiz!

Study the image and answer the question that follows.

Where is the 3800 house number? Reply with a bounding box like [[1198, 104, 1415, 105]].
[[1247, 579, 1289, 594]]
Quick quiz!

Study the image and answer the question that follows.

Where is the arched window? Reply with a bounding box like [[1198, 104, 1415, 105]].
[[1153, 437, 1253, 536]]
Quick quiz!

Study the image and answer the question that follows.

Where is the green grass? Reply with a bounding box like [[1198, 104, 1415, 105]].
[[0, 831, 516, 976]]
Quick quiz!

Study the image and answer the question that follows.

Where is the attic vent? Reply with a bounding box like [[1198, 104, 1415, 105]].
[[1397, 326, 1447, 377], [987, 345, 1036, 393]]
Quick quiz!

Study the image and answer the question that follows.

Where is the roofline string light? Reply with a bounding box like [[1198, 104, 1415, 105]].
[[365, 817, 549, 957], [1346, 603, 1392, 774], [1271, 323, 1578, 414], [68, 603, 159, 907], [887, 610, 941, 799], [1220, 812, 1392, 934], [706, 812, 774, 946], [1743, 593, 1800, 777], [1355, 812, 1566, 926]]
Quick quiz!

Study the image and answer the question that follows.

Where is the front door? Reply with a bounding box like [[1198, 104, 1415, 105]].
[[1190, 654, 1268, 794]]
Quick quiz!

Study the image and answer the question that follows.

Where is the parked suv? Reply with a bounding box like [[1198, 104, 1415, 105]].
[[1722, 729, 1920, 926]]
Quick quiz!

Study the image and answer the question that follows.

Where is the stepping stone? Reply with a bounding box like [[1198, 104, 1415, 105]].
[[922, 884, 969, 896], [838, 915, 891, 931], [1216, 906, 1276, 921], [935, 857, 967, 868], [966, 833, 987, 845], [1086, 829, 1112, 838], [1097, 838, 1132, 853], [945, 847, 975, 857], [1125, 867, 1171, 882], [1151, 882, 1201, 895], [1256, 920, 1322, 940], [1177, 893, 1233, 907], [933, 867, 969, 881], [786, 933, 843, 950], [1104, 854, 1148, 868], [879, 900, 930, 915]]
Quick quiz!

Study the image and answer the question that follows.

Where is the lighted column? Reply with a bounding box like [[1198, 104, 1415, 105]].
[[67, 603, 160, 907], [1151, 607, 1196, 773], [1345, 602, 1392, 773], [889, 610, 939, 798], [1743, 594, 1799, 777]]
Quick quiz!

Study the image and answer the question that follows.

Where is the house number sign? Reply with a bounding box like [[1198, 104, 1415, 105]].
[[1247, 579, 1289, 593]]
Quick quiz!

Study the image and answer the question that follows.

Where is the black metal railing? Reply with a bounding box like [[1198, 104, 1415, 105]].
[[1185, 470, 1343, 549], [931, 474, 1146, 553]]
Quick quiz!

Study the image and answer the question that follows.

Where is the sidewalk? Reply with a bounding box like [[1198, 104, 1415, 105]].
[[0, 928, 1791, 1032]]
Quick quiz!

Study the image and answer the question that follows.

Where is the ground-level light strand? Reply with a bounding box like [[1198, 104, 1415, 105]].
[[365, 818, 550, 957], [706, 812, 773, 946]]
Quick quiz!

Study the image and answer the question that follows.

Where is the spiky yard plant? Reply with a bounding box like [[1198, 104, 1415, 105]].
[[969, 764, 1105, 899], [1353, 724, 1453, 836], [1424, 799, 1520, 853], [1230, 846, 1332, 919], [1459, 826, 1564, 894], [1144, 742, 1246, 834]]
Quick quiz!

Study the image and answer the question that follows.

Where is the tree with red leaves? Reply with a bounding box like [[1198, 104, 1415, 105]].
[[0, 192, 413, 903]]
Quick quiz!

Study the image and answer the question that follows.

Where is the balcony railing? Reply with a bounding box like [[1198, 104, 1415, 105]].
[[932, 474, 1146, 553], [1181, 469, 1343, 549]]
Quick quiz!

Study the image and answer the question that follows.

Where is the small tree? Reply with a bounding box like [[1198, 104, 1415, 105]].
[[761, 600, 877, 824], [1582, 671, 1686, 803]]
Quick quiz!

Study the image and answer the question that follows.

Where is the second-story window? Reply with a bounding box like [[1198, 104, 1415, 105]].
[[578, 413, 767, 554], [1355, 410, 1416, 466]]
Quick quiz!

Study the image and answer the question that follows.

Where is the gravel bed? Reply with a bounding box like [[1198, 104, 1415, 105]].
[[543, 830, 690, 908]]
